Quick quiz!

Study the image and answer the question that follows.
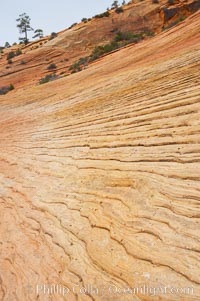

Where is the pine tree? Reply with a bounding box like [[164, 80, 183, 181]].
[[4, 42, 11, 48], [32, 29, 44, 39], [16, 13, 34, 44], [111, 1, 119, 8]]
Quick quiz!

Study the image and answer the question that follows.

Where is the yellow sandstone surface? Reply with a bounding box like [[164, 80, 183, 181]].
[[0, 9, 200, 301]]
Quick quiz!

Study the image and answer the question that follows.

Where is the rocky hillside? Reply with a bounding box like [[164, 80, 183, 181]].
[[0, 0, 199, 89], [0, 2, 200, 301]]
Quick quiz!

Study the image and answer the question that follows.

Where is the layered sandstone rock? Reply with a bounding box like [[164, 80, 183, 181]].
[[0, 0, 199, 89], [0, 8, 200, 301]]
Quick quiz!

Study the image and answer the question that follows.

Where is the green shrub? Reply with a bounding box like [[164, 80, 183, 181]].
[[168, 0, 174, 4], [69, 23, 77, 29], [144, 31, 155, 36], [7, 51, 15, 60], [7, 49, 22, 60], [114, 31, 125, 41], [49, 32, 57, 40], [162, 15, 185, 30], [115, 7, 124, 13], [94, 11, 110, 18], [9, 84, 14, 90], [8, 59, 13, 64], [114, 31, 144, 43], [20, 60, 26, 65], [0, 84, 14, 95], [81, 18, 88, 23], [69, 56, 88, 73], [0, 87, 8, 95], [179, 15, 185, 21], [47, 63, 57, 70], [88, 41, 118, 62], [15, 48, 22, 56], [39, 74, 57, 84]]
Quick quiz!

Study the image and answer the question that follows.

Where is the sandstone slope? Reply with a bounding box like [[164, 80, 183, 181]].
[[0, 0, 199, 89], [0, 7, 200, 301]]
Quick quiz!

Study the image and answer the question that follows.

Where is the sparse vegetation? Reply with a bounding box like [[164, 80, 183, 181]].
[[162, 15, 185, 30], [115, 7, 124, 13], [39, 74, 58, 84], [168, 0, 174, 4], [49, 32, 57, 40], [144, 30, 155, 37], [69, 30, 155, 74], [69, 57, 88, 73], [152, 0, 159, 3], [9, 84, 14, 90], [114, 31, 144, 43], [89, 41, 119, 61], [20, 60, 26, 65], [15, 48, 22, 56], [7, 52, 15, 60], [6, 49, 22, 62], [69, 23, 77, 29], [94, 11, 110, 18], [81, 18, 88, 23], [0, 84, 14, 95], [47, 63, 57, 70]]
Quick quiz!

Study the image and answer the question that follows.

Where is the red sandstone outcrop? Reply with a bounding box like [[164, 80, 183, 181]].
[[0, 0, 199, 89]]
